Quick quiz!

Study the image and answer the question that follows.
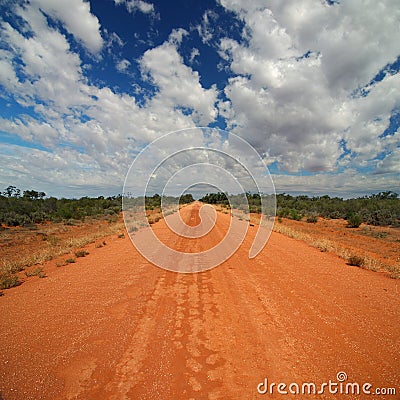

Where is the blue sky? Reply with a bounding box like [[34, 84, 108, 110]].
[[0, 0, 399, 198]]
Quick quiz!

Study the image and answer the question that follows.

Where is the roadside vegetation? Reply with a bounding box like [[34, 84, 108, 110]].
[[0, 219, 125, 293], [0, 187, 194, 293], [123, 193, 194, 232], [200, 190, 400, 278], [200, 191, 400, 227], [0, 186, 122, 226], [143, 193, 194, 210], [1, 186, 399, 293], [275, 192, 400, 227]]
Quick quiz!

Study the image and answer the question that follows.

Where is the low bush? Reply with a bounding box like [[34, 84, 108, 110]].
[[25, 267, 46, 278], [74, 250, 89, 258], [0, 273, 21, 289], [347, 213, 362, 228], [347, 255, 364, 267], [289, 210, 302, 221], [306, 215, 318, 223]]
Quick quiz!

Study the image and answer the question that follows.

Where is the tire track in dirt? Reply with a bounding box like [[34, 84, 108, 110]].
[[116, 206, 227, 399], [105, 270, 172, 399], [170, 273, 224, 399], [56, 255, 165, 400], [0, 203, 399, 400], [216, 227, 400, 399]]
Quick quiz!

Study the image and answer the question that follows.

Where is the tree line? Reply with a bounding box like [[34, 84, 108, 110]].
[[0, 186, 122, 226], [199, 191, 400, 227], [0, 186, 194, 227], [1, 186, 399, 227]]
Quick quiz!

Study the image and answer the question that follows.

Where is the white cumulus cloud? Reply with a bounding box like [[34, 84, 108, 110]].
[[0, 2, 219, 195], [31, 0, 103, 53], [140, 38, 218, 126], [218, 0, 400, 177]]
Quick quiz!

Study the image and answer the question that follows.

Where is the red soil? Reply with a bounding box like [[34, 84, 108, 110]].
[[278, 217, 400, 269], [0, 203, 399, 399], [0, 217, 121, 268]]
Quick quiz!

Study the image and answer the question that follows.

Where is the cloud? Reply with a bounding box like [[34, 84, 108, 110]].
[[217, 0, 400, 175], [196, 9, 219, 44], [375, 147, 400, 175], [0, 4, 88, 114], [0, 116, 59, 148], [0, 143, 123, 197], [31, 0, 103, 53], [105, 30, 124, 52], [0, 56, 19, 92], [168, 28, 188, 45], [0, 0, 398, 197], [189, 48, 200, 64], [116, 58, 131, 72], [114, 0, 156, 16], [272, 168, 400, 198], [0, 2, 219, 195], [140, 39, 218, 125]]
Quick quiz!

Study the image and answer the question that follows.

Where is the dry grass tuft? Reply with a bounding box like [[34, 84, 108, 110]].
[[74, 250, 89, 258], [347, 255, 365, 267], [25, 267, 46, 278], [0, 220, 124, 290], [273, 223, 391, 275], [0, 272, 21, 290]]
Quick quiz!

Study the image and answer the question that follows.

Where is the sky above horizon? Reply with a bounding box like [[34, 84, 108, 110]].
[[0, 0, 399, 198]]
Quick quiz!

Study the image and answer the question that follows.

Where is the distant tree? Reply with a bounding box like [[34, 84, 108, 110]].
[[3, 185, 20, 197], [23, 190, 46, 200], [179, 193, 194, 204], [200, 192, 229, 205], [370, 191, 398, 200]]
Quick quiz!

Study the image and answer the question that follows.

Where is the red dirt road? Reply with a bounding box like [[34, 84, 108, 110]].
[[1, 203, 399, 399]]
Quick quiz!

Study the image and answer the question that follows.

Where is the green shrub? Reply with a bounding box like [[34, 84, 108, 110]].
[[74, 250, 89, 258], [289, 210, 302, 221], [0, 273, 21, 289], [65, 258, 76, 264], [347, 213, 362, 228], [25, 267, 46, 277]]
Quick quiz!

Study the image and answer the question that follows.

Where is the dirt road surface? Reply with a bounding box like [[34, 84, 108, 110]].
[[1, 203, 399, 399]]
